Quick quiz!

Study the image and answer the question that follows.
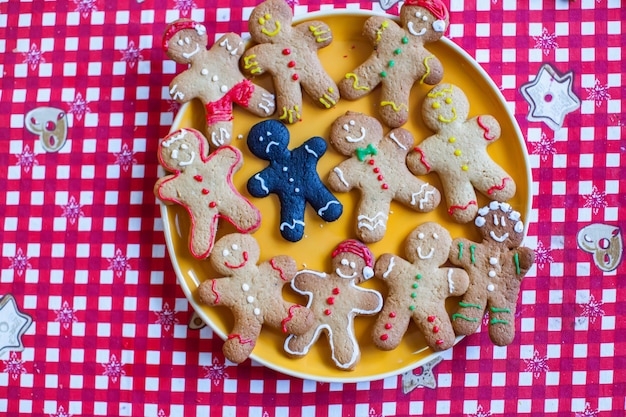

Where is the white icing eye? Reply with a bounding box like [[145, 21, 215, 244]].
[[184, 37, 191, 44], [422, 15, 428, 21], [267, 131, 272, 136], [501, 216, 507, 226], [583, 234, 593, 243], [289, 178, 294, 182], [242, 283, 250, 291], [259, 136, 264, 142], [177, 39, 184, 46], [342, 124, 350, 131], [349, 120, 355, 126], [493, 215, 500, 226], [418, 233, 425, 240], [349, 261, 356, 269], [222, 249, 230, 257], [181, 144, 188, 150], [171, 150, 178, 159], [432, 233, 439, 239], [201, 69, 209, 75], [341, 258, 349, 266], [231, 244, 239, 250], [514, 221, 524, 233], [415, 12, 422, 17]]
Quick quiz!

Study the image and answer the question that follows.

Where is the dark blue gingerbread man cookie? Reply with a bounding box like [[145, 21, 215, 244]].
[[247, 120, 343, 242]]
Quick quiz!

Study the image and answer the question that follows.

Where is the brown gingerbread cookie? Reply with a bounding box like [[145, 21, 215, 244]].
[[154, 128, 261, 259], [284, 240, 383, 370], [163, 19, 276, 149], [449, 202, 535, 346], [328, 111, 440, 243], [198, 233, 314, 363], [242, 0, 339, 123], [338, 0, 448, 127], [407, 83, 517, 224], [373, 222, 469, 351]]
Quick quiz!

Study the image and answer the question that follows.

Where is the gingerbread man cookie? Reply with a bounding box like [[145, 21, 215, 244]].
[[449, 202, 535, 346], [247, 120, 343, 242], [373, 222, 469, 351], [163, 19, 275, 149], [198, 233, 314, 363], [284, 240, 383, 370], [407, 83, 517, 224], [328, 112, 440, 243], [154, 128, 261, 259], [242, 0, 339, 123], [338, 0, 448, 127]]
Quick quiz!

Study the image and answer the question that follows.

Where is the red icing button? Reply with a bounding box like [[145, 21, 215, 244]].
[[209, 202, 217, 208], [282, 48, 291, 55], [389, 312, 396, 318], [292, 74, 299, 81], [368, 159, 375, 165], [427, 315, 436, 322], [193, 175, 203, 182], [373, 167, 380, 173], [436, 339, 444, 345], [382, 184, 389, 190], [377, 175, 384, 181], [332, 287, 340, 295], [433, 325, 440, 333], [324, 309, 332, 316], [202, 188, 210, 195], [288, 61, 296, 68], [380, 334, 388, 341], [326, 297, 335, 305], [385, 323, 392, 330]]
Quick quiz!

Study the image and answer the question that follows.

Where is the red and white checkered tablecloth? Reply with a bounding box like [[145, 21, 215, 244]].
[[1, 0, 624, 416]]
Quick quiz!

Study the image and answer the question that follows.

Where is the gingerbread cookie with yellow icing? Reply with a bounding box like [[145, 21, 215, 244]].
[[328, 111, 440, 243], [198, 233, 314, 363], [338, 0, 448, 127], [373, 222, 469, 351], [407, 83, 517, 224], [163, 19, 275, 149], [242, 0, 339, 124], [449, 202, 534, 346]]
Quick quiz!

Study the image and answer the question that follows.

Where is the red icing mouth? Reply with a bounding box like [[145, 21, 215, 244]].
[[225, 251, 248, 269]]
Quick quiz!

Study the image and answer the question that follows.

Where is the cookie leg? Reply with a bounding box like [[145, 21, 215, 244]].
[[338, 59, 382, 100], [219, 196, 261, 233], [451, 294, 486, 336], [189, 213, 219, 258], [308, 186, 343, 223], [372, 304, 411, 351], [396, 179, 441, 213], [223, 319, 262, 364], [328, 319, 360, 369], [473, 165, 516, 202], [285, 325, 324, 356], [278, 198, 306, 242], [487, 302, 517, 346], [276, 83, 304, 124], [206, 121, 233, 149], [355, 198, 391, 243], [416, 306, 457, 351], [444, 179, 479, 224], [302, 76, 340, 109], [379, 80, 410, 128], [244, 85, 276, 118]]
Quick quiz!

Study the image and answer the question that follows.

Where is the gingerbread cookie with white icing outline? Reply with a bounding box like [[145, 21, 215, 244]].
[[337, 0, 448, 128], [198, 233, 314, 363], [242, 0, 340, 124], [328, 111, 440, 243], [373, 222, 469, 351], [407, 83, 517, 224], [163, 19, 275, 149], [154, 128, 261, 259], [449, 201, 535, 346]]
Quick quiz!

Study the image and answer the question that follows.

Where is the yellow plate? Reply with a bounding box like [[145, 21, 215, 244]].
[[161, 10, 532, 382]]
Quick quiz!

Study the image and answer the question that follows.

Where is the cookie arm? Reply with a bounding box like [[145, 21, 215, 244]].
[[442, 267, 470, 298], [449, 238, 478, 269], [513, 247, 536, 278], [353, 286, 383, 315], [374, 253, 403, 282], [266, 255, 298, 283], [241, 45, 269, 77], [154, 174, 180, 204], [168, 73, 194, 104], [295, 20, 333, 49], [327, 160, 359, 193], [472, 115, 501, 142], [291, 270, 326, 296], [211, 33, 245, 59]]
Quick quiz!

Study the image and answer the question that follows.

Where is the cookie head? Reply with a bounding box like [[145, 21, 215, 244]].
[[210, 233, 261, 275], [330, 112, 383, 155], [401, 0, 449, 42], [405, 222, 452, 265], [163, 19, 208, 63], [475, 201, 525, 248], [331, 239, 375, 284], [249, 0, 293, 44], [422, 84, 470, 131], [247, 120, 289, 160], [159, 129, 202, 172]]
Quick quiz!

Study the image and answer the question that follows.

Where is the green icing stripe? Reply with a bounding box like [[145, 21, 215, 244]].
[[452, 313, 479, 322], [490, 307, 511, 313], [458, 242, 464, 259], [490, 318, 509, 325], [459, 301, 482, 309], [514, 252, 520, 274], [470, 245, 476, 264]]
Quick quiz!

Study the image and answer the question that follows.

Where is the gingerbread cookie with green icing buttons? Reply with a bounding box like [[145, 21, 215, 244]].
[[327, 111, 441, 243], [407, 83, 517, 224], [163, 19, 276, 150], [372, 222, 469, 351], [449, 202, 535, 346], [337, 0, 448, 128], [197, 233, 314, 364], [241, 0, 340, 124]]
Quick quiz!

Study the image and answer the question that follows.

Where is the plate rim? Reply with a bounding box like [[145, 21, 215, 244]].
[[160, 8, 533, 383]]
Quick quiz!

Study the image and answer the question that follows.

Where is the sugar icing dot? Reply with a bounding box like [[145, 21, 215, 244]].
[[488, 270, 496, 278], [487, 284, 495, 292], [242, 284, 250, 291], [246, 296, 254, 303]]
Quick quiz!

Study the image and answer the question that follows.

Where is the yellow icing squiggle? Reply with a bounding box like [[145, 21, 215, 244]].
[[279, 106, 301, 123], [319, 88, 337, 108], [261, 20, 282, 37], [309, 25, 331, 43], [243, 55, 261, 74], [438, 108, 457, 123], [419, 55, 435, 84], [376, 21, 389, 42], [427, 85, 454, 98], [345, 73, 369, 91], [380, 101, 408, 112]]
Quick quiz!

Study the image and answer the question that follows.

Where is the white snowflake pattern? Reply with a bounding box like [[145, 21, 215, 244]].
[[74, 0, 97, 18], [586, 79, 611, 108], [524, 349, 549, 378], [55, 301, 78, 330], [203, 357, 229, 385], [284, 0, 299, 6], [3, 351, 27, 380], [368, 408, 383, 417], [533, 27, 558, 56], [576, 403, 600, 417], [102, 354, 125, 382], [609, 114, 623, 127], [121, 41, 143, 69], [115, 143, 137, 172], [61, 196, 85, 225], [50, 405, 72, 417], [579, 295, 605, 324], [467, 405, 492, 417], [534, 241, 554, 270], [8, 248, 32, 277], [22, 43, 45, 70], [174, 0, 196, 16], [15, 145, 38, 173], [155, 302, 179, 331], [67, 92, 91, 122], [107, 248, 131, 277], [583, 185, 607, 215], [532, 131, 557, 162]]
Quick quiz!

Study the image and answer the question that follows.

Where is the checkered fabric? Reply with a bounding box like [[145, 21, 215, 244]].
[[1, 0, 625, 416]]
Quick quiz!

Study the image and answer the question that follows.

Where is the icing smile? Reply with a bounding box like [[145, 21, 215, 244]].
[[490, 231, 509, 243], [182, 44, 201, 59], [417, 247, 434, 259], [177, 151, 196, 166], [407, 22, 427, 36], [225, 251, 249, 269], [261, 21, 281, 37], [345, 127, 366, 143], [336, 268, 357, 279]]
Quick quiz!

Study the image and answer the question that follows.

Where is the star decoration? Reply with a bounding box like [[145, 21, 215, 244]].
[[520, 63, 581, 131], [0, 294, 33, 359], [401, 354, 444, 393]]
